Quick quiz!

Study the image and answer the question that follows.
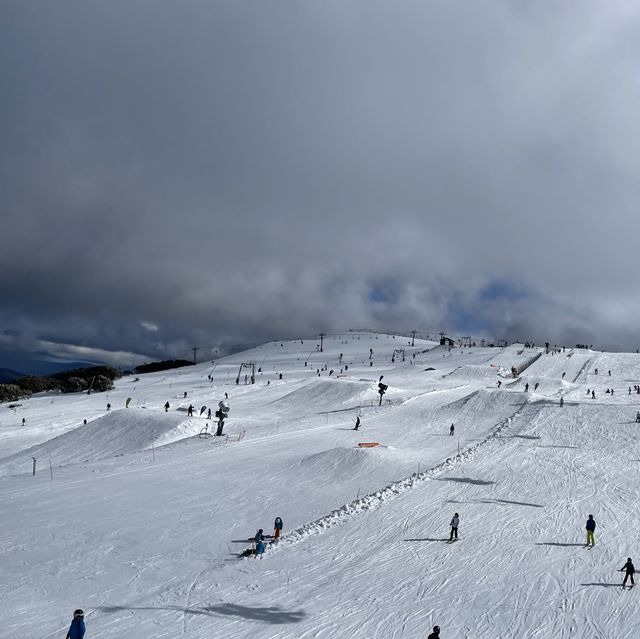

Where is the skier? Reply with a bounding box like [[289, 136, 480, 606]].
[[207, 408, 212, 419], [636, 411, 640, 424], [427, 625, 440, 639], [21, 417, 25, 426], [225, 392, 229, 399], [525, 383, 529, 392], [449, 513, 459, 541], [164, 401, 170, 412], [274, 516, 283, 540], [106, 403, 111, 411], [609, 370, 611, 376], [184, 391, 188, 398], [595, 368, 598, 375], [621, 558, 635, 588], [560, 397, 564, 408], [585, 515, 596, 547], [65, 609, 85, 639], [497, 380, 502, 388], [449, 423, 455, 436], [187, 404, 194, 417], [534, 382, 539, 391], [354, 416, 361, 431], [592, 390, 595, 399]]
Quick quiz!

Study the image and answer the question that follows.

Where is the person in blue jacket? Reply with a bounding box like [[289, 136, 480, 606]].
[[65, 609, 85, 639]]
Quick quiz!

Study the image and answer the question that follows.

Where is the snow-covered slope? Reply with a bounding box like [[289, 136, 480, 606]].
[[1, 334, 639, 638]]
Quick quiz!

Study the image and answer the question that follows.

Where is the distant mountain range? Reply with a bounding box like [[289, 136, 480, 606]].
[[0, 368, 25, 383], [0, 350, 104, 382]]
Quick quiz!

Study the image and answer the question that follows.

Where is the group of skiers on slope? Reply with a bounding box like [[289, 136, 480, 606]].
[[246, 517, 284, 557], [585, 515, 636, 586]]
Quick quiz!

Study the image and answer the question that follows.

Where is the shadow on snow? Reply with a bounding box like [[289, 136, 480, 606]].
[[98, 603, 306, 624]]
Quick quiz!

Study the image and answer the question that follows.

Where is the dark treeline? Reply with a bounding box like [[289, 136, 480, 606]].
[[0, 366, 121, 402], [134, 360, 193, 374]]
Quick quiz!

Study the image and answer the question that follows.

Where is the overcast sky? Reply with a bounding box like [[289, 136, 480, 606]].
[[2, 1, 640, 368]]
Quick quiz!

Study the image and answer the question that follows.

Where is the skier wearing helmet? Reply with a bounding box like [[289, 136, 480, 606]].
[[427, 625, 440, 639], [65, 609, 85, 639], [621, 558, 635, 588]]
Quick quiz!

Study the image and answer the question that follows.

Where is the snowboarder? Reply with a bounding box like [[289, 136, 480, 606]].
[[187, 405, 194, 417], [164, 401, 170, 412], [449, 423, 455, 436], [65, 609, 85, 639], [354, 416, 361, 431], [586, 515, 596, 547], [274, 516, 283, 540], [621, 558, 635, 588], [427, 625, 440, 638], [560, 397, 564, 408], [449, 513, 459, 541]]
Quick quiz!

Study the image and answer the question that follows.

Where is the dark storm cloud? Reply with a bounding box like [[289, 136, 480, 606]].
[[2, 0, 640, 365]]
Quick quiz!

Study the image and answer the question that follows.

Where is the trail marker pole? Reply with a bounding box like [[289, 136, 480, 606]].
[[49, 459, 53, 480], [32, 457, 36, 476]]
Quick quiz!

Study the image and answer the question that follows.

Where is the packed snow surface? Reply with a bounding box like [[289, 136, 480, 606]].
[[1, 333, 640, 638]]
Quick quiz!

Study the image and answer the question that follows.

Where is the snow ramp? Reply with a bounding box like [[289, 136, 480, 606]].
[[266, 378, 374, 415], [0, 409, 197, 478]]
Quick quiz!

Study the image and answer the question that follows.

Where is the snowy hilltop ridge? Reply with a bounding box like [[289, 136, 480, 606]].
[[1, 332, 639, 638]]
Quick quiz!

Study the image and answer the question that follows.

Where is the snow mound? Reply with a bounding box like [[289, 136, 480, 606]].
[[0, 409, 197, 477], [267, 378, 373, 414]]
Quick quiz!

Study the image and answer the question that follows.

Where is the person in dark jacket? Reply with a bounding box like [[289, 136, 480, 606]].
[[449, 513, 459, 541], [164, 401, 170, 412], [449, 423, 455, 436], [254, 529, 264, 543], [585, 515, 596, 547], [65, 609, 85, 639], [427, 625, 440, 639], [274, 516, 283, 540], [621, 558, 635, 587], [187, 404, 194, 417], [354, 416, 361, 431]]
